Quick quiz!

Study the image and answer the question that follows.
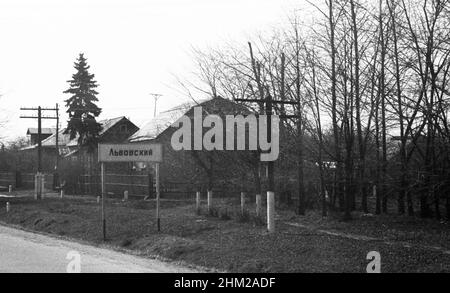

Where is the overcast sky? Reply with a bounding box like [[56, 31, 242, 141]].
[[0, 0, 309, 142]]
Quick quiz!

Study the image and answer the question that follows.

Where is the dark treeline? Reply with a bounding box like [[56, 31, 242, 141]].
[[180, 0, 450, 220]]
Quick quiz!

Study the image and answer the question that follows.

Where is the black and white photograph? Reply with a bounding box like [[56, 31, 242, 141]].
[[0, 0, 450, 280]]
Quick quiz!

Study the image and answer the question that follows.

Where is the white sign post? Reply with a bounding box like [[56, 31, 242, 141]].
[[98, 143, 163, 239], [101, 162, 106, 240]]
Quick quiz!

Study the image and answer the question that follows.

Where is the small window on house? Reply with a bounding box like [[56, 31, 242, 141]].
[[120, 124, 127, 133]]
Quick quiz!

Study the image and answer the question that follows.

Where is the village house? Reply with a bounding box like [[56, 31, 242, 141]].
[[128, 96, 259, 198], [26, 128, 56, 145], [21, 116, 138, 161], [62, 116, 139, 162], [15, 98, 270, 198], [19, 116, 139, 194]]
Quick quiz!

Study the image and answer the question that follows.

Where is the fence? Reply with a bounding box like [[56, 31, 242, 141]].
[[0, 172, 15, 189], [0, 170, 244, 199], [77, 173, 201, 199], [75, 173, 250, 199], [0, 170, 304, 202], [0, 171, 54, 191], [78, 173, 150, 197]]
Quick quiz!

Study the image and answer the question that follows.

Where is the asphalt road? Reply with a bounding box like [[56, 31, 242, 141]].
[[0, 225, 199, 273]]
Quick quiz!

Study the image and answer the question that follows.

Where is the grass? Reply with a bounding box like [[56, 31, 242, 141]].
[[1, 190, 450, 272]]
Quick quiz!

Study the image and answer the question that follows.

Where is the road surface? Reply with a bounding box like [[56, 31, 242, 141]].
[[0, 225, 199, 273]]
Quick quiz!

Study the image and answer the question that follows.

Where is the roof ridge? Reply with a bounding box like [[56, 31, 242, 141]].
[[128, 96, 245, 143]]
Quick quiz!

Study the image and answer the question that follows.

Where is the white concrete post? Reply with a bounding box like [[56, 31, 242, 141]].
[[256, 194, 262, 218], [196, 191, 201, 214], [207, 190, 213, 213], [40, 173, 42, 195], [35, 173, 44, 200], [267, 191, 275, 233], [8, 185, 12, 193], [240, 192, 246, 215], [6, 202, 10, 213], [41, 175, 45, 199], [60, 189, 64, 199], [97, 196, 101, 204], [123, 190, 129, 201], [34, 174, 38, 200]]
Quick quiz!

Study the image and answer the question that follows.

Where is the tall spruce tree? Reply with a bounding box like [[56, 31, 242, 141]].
[[64, 53, 102, 151]]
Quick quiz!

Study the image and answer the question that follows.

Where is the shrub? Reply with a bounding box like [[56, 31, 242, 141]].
[[195, 206, 202, 216], [237, 209, 251, 223], [120, 238, 133, 247], [208, 207, 219, 218], [59, 160, 84, 195], [219, 207, 231, 221], [252, 215, 266, 226]]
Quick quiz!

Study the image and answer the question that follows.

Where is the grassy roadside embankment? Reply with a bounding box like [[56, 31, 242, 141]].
[[1, 191, 450, 272]]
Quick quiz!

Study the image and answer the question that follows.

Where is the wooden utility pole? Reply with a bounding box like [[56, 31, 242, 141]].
[[38, 106, 42, 172], [266, 94, 274, 196], [20, 106, 59, 170], [52, 103, 60, 189], [266, 94, 275, 233], [55, 104, 60, 173], [235, 96, 299, 233], [20, 106, 59, 199]]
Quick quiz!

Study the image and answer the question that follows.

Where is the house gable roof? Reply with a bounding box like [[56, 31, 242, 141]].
[[128, 101, 198, 143], [21, 116, 135, 150], [65, 116, 131, 147], [26, 128, 56, 135], [128, 96, 251, 143]]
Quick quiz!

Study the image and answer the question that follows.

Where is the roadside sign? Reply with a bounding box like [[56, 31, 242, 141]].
[[98, 143, 163, 163], [98, 143, 164, 240]]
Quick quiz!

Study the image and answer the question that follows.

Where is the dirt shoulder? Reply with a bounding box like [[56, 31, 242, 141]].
[[1, 191, 450, 272], [0, 224, 201, 273]]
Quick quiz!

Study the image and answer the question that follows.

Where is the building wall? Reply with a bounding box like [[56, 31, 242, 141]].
[[131, 97, 261, 197], [29, 133, 52, 146]]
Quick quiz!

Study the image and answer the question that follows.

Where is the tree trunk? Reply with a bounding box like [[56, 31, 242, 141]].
[[295, 33, 305, 216], [446, 193, 450, 220], [434, 187, 441, 220], [328, 0, 344, 212], [387, 0, 406, 215]]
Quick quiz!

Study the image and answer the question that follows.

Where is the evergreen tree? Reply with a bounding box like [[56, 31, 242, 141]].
[[64, 53, 102, 151]]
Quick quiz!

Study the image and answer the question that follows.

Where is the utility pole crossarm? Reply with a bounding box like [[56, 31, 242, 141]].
[[21, 107, 58, 111], [20, 116, 58, 119], [20, 105, 60, 181], [280, 115, 301, 119], [234, 99, 300, 120], [235, 98, 299, 105]]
